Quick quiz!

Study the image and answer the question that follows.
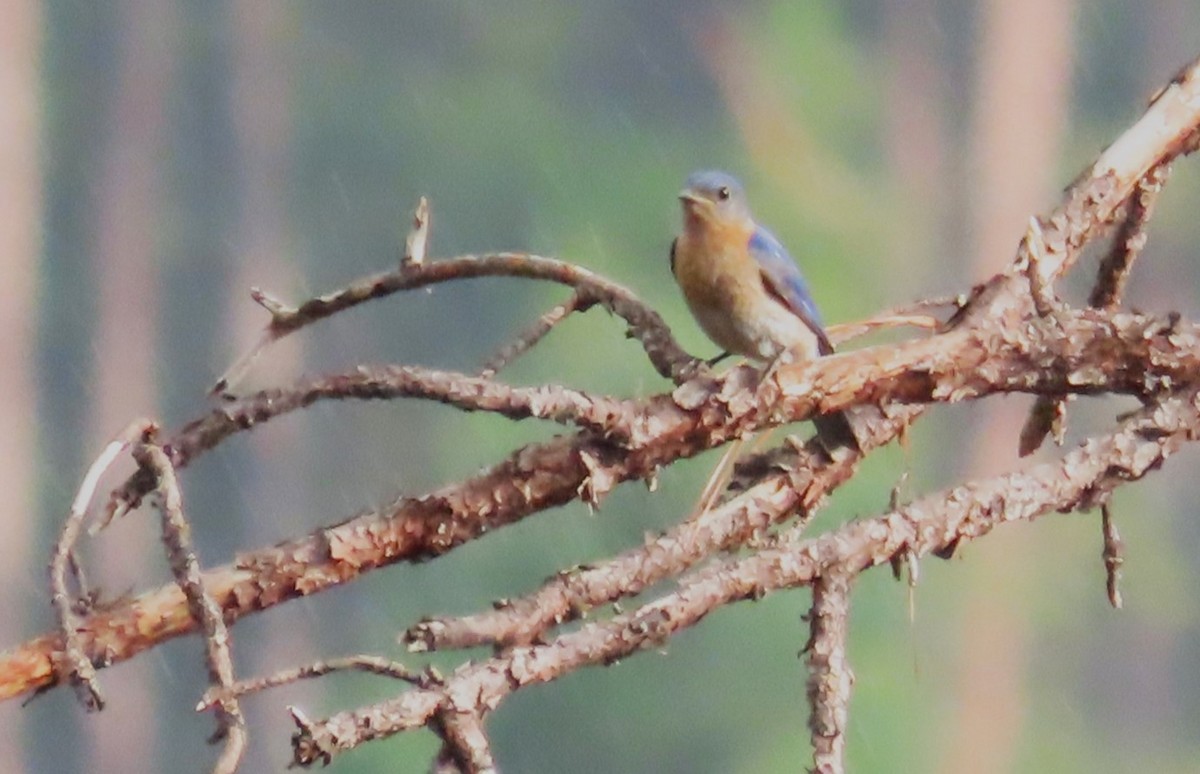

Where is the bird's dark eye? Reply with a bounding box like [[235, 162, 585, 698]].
[[716, 186, 731, 201]]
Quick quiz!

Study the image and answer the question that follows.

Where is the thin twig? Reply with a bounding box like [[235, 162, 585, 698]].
[[687, 435, 748, 519], [822, 291, 958, 348], [403, 196, 430, 268], [133, 440, 246, 773], [198, 655, 420, 711], [211, 253, 699, 398], [217, 196, 434, 395], [477, 290, 592, 378], [1100, 504, 1124, 609], [825, 312, 941, 346], [1090, 163, 1170, 309], [65, 550, 93, 616], [48, 419, 152, 711], [104, 363, 644, 526]]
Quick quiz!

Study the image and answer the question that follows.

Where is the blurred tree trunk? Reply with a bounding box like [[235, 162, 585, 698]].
[[942, 1, 1076, 772], [881, 0, 950, 301], [227, 2, 311, 770], [86, 1, 175, 771], [0, 0, 42, 766]]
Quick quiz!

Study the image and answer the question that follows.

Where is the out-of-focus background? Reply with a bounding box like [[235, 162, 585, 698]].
[[2, 2, 1200, 772]]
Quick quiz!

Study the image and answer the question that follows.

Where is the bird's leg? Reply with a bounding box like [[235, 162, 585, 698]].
[[755, 349, 798, 422], [751, 353, 791, 436], [759, 349, 793, 387]]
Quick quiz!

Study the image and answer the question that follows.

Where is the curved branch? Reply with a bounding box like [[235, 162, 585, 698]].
[[223, 253, 699, 388], [105, 363, 642, 522]]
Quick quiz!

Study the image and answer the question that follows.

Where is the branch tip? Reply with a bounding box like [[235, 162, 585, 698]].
[[1101, 504, 1125, 609], [403, 196, 430, 268]]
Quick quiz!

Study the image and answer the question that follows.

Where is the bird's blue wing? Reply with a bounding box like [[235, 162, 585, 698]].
[[748, 227, 835, 354]]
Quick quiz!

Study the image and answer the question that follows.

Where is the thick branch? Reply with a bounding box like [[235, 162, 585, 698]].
[[404, 405, 918, 651], [431, 710, 496, 774], [8, 307, 1200, 703], [806, 573, 853, 774]]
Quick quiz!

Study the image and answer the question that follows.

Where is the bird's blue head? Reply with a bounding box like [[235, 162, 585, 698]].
[[678, 170, 752, 228]]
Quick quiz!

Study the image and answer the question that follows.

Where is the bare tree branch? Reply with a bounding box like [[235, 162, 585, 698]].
[[48, 419, 152, 711], [805, 572, 854, 774], [8, 308, 1200, 706], [210, 253, 701, 399], [403, 405, 919, 652], [432, 709, 497, 774], [11, 298, 1197, 706], [478, 290, 591, 379], [199, 655, 420, 712], [1100, 503, 1125, 609], [1090, 163, 1170, 310], [133, 439, 246, 774], [1023, 161, 1173, 455], [291, 385, 1199, 765]]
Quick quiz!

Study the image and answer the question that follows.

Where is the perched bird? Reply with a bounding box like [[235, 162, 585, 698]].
[[671, 170, 860, 452]]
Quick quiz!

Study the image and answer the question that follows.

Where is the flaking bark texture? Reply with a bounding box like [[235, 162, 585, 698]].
[[807, 573, 853, 774]]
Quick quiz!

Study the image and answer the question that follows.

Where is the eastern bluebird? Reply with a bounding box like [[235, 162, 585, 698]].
[[671, 170, 860, 451]]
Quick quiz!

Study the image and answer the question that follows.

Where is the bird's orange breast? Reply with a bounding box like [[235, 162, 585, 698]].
[[673, 219, 766, 357]]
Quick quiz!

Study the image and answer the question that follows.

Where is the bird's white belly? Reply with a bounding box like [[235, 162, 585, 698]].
[[687, 292, 822, 362]]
